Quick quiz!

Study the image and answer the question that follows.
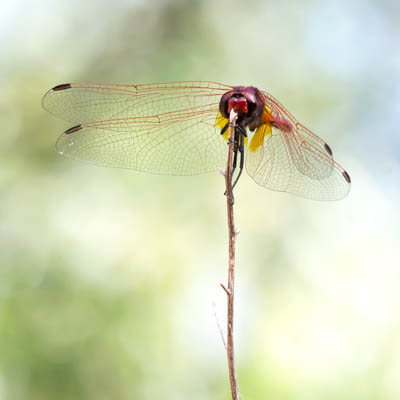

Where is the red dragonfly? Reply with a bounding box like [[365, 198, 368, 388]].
[[42, 81, 351, 200]]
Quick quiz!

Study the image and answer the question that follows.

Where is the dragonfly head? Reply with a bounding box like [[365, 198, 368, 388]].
[[219, 86, 265, 127]]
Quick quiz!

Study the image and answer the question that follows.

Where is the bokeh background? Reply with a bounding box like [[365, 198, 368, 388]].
[[1, 0, 400, 399]]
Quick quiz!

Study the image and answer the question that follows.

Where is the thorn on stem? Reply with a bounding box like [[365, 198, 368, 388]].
[[218, 167, 226, 176], [220, 283, 230, 296]]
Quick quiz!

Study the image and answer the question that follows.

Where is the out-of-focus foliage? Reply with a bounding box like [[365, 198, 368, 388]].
[[1, 0, 400, 399]]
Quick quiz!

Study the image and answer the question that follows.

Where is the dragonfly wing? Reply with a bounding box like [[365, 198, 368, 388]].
[[262, 91, 337, 180], [245, 129, 351, 201], [44, 81, 234, 175], [42, 81, 232, 123], [56, 109, 228, 175]]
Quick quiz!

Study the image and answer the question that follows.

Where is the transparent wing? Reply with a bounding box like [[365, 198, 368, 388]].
[[55, 107, 229, 175], [246, 132, 350, 200], [262, 91, 339, 179], [42, 82, 233, 174], [246, 92, 351, 201], [42, 81, 232, 123]]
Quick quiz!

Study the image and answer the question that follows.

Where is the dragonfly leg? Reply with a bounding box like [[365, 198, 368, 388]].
[[237, 124, 247, 139], [223, 122, 245, 202], [231, 126, 240, 181], [220, 122, 229, 136], [222, 122, 238, 199], [232, 138, 243, 189], [232, 125, 246, 189]]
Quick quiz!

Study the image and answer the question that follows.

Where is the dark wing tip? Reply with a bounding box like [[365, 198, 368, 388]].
[[324, 143, 333, 156], [52, 83, 72, 91], [64, 124, 83, 134], [342, 170, 351, 183]]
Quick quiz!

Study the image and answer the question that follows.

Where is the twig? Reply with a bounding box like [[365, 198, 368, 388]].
[[212, 301, 227, 351], [222, 109, 239, 400], [220, 283, 230, 296]]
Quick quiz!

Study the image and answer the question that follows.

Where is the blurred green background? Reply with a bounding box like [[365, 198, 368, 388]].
[[1, 0, 400, 399]]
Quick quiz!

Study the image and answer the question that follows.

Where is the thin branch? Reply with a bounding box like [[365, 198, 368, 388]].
[[222, 109, 239, 400]]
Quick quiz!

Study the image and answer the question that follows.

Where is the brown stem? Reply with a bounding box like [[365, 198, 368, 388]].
[[223, 109, 239, 400]]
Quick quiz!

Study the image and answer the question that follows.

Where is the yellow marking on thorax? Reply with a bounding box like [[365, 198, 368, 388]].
[[215, 112, 248, 145], [249, 106, 273, 152], [215, 105, 274, 151]]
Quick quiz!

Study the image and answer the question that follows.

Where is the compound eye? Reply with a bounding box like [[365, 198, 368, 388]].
[[219, 92, 233, 118]]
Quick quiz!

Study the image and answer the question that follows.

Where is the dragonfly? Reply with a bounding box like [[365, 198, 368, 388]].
[[42, 81, 351, 201]]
